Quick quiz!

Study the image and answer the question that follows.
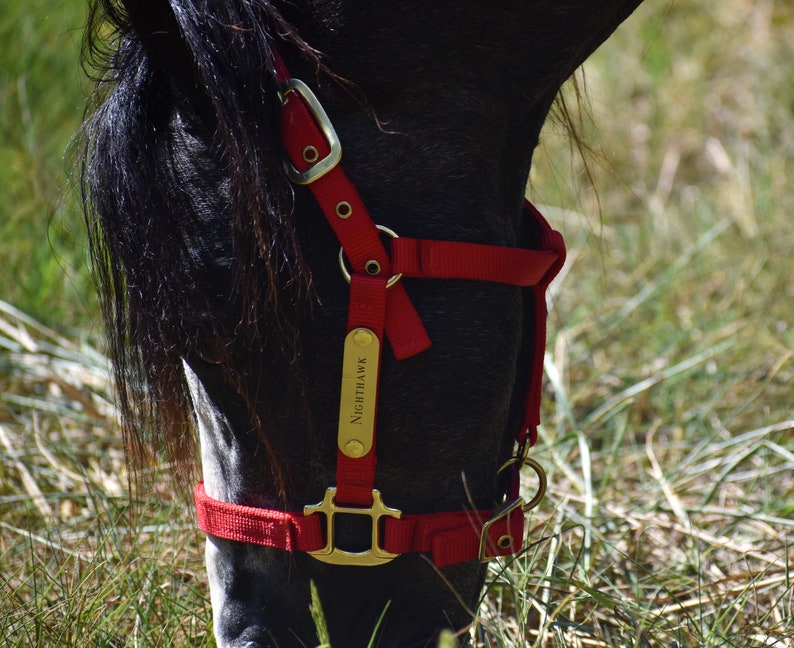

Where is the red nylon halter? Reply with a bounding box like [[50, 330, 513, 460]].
[[194, 48, 566, 567]]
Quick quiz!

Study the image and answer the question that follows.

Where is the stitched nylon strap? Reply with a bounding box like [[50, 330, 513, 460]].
[[335, 274, 387, 506], [391, 238, 558, 285], [195, 481, 325, 551], [382, 506, 525, 567], [391, 216, 565, 450], [194, 482, 523, 568], [518, 202, 566, 447]]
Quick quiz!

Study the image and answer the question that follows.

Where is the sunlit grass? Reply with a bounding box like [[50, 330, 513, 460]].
[[0, 300, 212, 646], [2, 0, 792, 646], [0, 0, 96, 327]]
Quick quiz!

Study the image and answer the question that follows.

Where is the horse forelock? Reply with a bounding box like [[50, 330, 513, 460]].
[[81, 0, 324, 491]]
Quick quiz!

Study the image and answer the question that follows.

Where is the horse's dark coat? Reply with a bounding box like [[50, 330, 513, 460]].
[[81, 1, 644, 645]]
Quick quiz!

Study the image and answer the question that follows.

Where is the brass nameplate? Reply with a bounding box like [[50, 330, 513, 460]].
[[338, 328, 380, 458]]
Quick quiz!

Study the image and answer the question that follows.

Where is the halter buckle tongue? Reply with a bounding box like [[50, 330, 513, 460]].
[[304, 487, 402, 566]]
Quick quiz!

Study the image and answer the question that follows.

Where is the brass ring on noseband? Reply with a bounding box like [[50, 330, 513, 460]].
[[338, 224, 403, 288], [497, 455, 547, 513], [520, 458, 547, 512]]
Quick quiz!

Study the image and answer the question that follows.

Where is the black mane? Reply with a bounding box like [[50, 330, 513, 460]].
[[81, 0, 323, 484]]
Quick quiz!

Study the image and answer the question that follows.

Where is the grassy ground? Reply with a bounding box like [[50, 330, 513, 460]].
[[0, 0, 97, 329], [1, 0, 792, 646]]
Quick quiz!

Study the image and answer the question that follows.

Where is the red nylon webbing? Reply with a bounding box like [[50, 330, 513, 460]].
[[194, 481, 325, 551], [195, 481, 523, 567], [334, 275, 387, 506], [391, 237, 559, 286], [518, 203, 566, 447], [383, 506, 525, 567]]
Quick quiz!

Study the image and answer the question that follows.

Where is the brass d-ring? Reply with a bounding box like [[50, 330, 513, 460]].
[[338, 225, 403, 288], [521, 458, 547, 512]]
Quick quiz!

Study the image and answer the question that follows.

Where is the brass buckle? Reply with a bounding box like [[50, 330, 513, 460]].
[[338, 224, 403, 288], [479, 454, 548, 562], [304, 488, 402, 566], [478, 497, 524, 563], [280, 78, 342, 185]]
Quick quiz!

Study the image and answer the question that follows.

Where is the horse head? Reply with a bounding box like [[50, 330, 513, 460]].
[[81, 1, 643, 645]]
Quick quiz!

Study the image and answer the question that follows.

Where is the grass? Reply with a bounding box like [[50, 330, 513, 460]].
[[0, 300, 213, 646], [1, 0, 793, 646], [0, 0, 96, 328]]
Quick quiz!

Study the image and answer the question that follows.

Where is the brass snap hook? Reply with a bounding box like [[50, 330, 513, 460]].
[[497, 454, 547, 513]]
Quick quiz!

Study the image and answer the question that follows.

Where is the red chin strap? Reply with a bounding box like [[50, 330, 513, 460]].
[[193, 48, 566, 567]]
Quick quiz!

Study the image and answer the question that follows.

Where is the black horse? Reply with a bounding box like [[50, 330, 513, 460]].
[[81, 1, 644, 646]]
